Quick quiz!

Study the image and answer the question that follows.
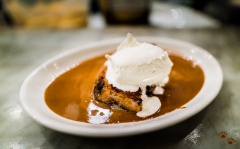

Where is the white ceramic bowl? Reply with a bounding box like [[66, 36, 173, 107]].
[[20, 37, 223, 137]]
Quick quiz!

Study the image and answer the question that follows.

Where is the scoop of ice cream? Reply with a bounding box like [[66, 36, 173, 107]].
[[106, 43, 172, 86], [105, 33, 173, 117]]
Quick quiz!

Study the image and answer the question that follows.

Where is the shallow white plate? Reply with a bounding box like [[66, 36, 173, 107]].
[[20, 37, 223, 137]]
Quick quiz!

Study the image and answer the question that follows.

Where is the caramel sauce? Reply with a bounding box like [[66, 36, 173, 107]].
[[45, 53, 204, 124]]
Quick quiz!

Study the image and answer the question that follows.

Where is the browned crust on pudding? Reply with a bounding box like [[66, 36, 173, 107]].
[[93, 67, 156, 112]]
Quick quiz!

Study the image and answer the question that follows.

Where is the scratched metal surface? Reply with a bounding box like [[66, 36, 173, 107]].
[[0, 25, 240, 149]]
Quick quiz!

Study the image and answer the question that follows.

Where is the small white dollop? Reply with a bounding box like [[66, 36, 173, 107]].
[[153, 86, 164, 95], [105, 33, 173, 117], [137, 96, 161, 117]]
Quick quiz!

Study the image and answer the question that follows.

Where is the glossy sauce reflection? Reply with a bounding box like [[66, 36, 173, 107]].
[[45, 53, 204, 124]]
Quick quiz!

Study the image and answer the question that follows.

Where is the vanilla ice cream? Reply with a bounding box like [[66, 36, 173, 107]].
[[105, 33, 173, 117]]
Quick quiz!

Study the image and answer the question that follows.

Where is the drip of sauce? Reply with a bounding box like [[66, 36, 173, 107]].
[[45, 52, 204, 124]]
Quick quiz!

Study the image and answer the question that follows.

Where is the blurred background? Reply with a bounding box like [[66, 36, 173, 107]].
[[1, 1, 240, 149], [0, 0, 239, 29]]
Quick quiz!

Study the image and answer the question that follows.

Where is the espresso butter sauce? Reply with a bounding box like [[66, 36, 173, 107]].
[[45, 52, 204, 124]]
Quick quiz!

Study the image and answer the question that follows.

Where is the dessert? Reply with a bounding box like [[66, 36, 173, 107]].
[[93, 33, 173, 117], [44, 35, 204, 124]]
